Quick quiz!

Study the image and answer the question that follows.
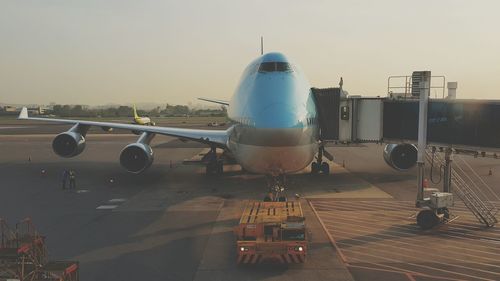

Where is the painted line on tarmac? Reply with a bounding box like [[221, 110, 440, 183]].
[[108, 198, 127, 203], [96, 205, 118, 210]]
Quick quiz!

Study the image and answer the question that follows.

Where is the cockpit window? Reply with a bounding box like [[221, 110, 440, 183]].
[[258, 62, 292, 73], [276, 62, 292, 72]]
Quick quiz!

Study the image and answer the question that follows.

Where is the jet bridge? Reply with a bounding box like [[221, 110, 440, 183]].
[[321, 96, 500, 152], [313, 74, 500, 229]]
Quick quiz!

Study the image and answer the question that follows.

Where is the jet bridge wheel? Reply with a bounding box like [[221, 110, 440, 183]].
[[416, 209, 448, 230]]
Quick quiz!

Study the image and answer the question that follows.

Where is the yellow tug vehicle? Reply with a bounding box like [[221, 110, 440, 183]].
[[234, 200, 307, 264]]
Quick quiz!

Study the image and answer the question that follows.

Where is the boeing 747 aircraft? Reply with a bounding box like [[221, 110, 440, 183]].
[[18, 52, 415, 199]]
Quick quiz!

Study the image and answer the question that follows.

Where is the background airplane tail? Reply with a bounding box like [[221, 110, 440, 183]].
[[133, 105, 139, 119]]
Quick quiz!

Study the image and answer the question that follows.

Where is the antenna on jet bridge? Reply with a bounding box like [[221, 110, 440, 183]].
[[260, 36, 264, 55]]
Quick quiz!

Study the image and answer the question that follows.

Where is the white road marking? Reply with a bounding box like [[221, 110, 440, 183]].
[[96, 205, 118, 210], [76, 189, 90, 193], [109, 198, 127, 203]]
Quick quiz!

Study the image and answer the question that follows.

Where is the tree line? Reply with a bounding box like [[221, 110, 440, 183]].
[[50, 104, 227, 117]]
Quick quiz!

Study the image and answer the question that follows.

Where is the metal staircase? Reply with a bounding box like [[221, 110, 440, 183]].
[[426, 150, 499, 227]]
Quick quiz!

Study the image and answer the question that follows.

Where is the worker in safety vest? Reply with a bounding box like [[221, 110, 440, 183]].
[[69, 170, 76, 189]]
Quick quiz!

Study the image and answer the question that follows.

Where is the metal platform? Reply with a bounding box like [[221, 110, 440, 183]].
[[0, 218, 79, 281]]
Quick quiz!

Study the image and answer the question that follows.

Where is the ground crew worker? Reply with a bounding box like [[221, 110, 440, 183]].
[[69, 170, 76, 189], [62, 170, 69, 189]]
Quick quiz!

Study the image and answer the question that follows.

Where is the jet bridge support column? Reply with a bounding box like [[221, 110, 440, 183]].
[[416, 71, 431, 206], [413, 71, 455, 229], [414, 71, 453, 229]]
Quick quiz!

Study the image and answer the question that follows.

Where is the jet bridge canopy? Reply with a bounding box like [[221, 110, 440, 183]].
[[311, 87, 341, 141]]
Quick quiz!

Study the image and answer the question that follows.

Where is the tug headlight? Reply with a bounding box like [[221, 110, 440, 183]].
[[294, 246, 304, 252], [240, 247, 249, 252]]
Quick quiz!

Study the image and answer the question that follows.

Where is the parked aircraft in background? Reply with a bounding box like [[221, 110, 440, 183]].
[[133, 105, 155, 126]]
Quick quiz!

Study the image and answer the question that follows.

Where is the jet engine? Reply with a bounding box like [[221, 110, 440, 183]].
[[52, 132, 86, 158], [119, 143, 154, 173], [383, 143, 417, 171]]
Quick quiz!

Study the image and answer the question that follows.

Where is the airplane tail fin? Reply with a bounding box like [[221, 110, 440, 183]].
[[18, 107, 29, 119], [133, 104, 139, 118]]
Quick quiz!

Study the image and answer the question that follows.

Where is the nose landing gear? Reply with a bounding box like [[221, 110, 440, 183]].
[[264, 175, 287, 202], [311, 146, 330, 174]]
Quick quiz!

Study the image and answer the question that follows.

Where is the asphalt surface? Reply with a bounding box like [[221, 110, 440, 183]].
[[0, 129, 353, 281], [1, 123, 500, 281]]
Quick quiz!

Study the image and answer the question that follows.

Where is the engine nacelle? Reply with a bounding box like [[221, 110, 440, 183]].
[[52, 132, 86, 158], [119, 143, 154, 173], [383, 143, 417, 171]]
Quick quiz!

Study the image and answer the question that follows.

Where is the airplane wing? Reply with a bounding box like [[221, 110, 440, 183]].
[[197, 97, 229, 106], [18, 107, 229, 147]]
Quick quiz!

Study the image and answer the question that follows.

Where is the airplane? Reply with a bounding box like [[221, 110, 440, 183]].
[[18, 52, 416, 200], [132, 105, 155, 126]]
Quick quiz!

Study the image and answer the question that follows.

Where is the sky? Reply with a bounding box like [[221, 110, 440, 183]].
[[1, 0, 500, 106]]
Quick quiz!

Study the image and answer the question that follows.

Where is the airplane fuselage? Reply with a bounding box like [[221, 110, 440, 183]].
[[134, 116, 152, 125], [227, 53, 319, 175]]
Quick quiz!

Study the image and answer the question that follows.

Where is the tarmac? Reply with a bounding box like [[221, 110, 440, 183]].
[[1, 121, 500, 281]]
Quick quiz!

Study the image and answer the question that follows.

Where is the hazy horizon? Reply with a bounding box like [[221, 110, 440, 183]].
[[1, 0, 499, 105]]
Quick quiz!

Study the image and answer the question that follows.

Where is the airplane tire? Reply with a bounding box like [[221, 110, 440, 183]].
[[264, 196, 272, 202], [206, 161, 223, 176], [321, 162, 330, 174], [217, 160, 224, 174], [205, 164, 213, 175], [278, 196, 287, 202], [311, 162, 319, 174], [206, 162, 217, 175]]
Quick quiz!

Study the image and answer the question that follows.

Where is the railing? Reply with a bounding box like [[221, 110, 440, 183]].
[[388, 75, 446, 99], [425, 149, 498, 227]]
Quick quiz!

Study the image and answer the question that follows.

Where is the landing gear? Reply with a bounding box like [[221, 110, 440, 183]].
[[206, 160, 223, 175], [265, 175, 287, 202], [311, 162, 319, 173], [205, 147, 223, 176], [311, 146, 330, 175]]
